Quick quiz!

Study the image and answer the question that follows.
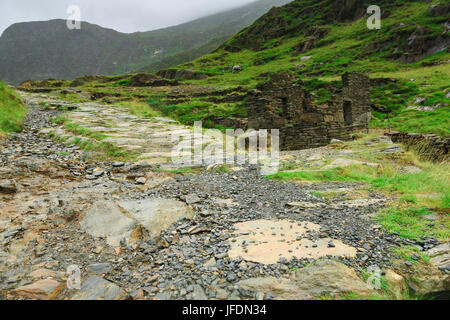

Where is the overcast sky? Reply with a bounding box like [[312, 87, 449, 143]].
[[0, 0, 259, 36]]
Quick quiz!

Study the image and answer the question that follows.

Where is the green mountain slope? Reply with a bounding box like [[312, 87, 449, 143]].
[[0, 0, 291, 85], [168, 0, 449, 135]]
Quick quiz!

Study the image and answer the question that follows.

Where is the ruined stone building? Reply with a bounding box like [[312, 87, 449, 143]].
[[247, 72, 371, 150]]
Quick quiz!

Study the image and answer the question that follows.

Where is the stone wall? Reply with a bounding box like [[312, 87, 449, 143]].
[[247, 72, 371, 150], [386, 132, 449, 162], [208, 116, 248, 130]]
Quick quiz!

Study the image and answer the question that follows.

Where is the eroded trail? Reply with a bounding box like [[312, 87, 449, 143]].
[[0, 93, 445, 300]]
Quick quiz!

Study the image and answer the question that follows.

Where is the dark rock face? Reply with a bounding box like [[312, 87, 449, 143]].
[[335, 0, 366, 22], [207, 117, 248, 130], [399, 26, 450, 64], [156, 69, 215, 80], [226, 0, 369, 52], [387, 132, 449, 162], [247, 72, 371, 150]]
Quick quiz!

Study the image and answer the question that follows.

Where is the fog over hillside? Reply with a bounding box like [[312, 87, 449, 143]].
[[0, 0, 262, 35]]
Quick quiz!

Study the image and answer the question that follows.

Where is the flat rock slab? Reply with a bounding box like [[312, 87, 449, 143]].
[[81, 199, 194, 247], [426, 243, 450, 272], [12, 279, 66, 300], [117, 198, 194, 238], [80, 200, 137, 247], [71, 276, 128, 300], [227, 219, 356, 264], [379, 145, 404, 154]]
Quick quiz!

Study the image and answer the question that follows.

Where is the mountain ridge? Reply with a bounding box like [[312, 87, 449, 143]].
[[0, 0, 292, 84]]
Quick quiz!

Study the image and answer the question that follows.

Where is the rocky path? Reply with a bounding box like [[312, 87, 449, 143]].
[[22, 92, 226, 168], [0, 93, 447, 300]]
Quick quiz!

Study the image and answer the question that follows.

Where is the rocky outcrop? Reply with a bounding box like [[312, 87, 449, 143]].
[[427, 2, 450, 17], [386, 132, 449, 162], [293, 27, 330, 54], [399, 25, 450, 64], [237, 259, 375, 299], [129, 73, 178, 87], [224, 0, 375, 52], [407, 263, 450, 298], [71, 276, 129, 300]]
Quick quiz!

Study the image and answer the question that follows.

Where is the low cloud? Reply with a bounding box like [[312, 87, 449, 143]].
[[0, 0, 258, 35]]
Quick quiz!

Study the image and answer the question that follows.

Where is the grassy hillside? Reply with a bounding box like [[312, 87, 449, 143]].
[[167, 0, 449, 135], [0, 0, 291, 85], [0, 81, 27, 136], [18, 0, 449, 137]]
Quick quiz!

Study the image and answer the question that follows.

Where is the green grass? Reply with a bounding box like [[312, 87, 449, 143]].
[[55, 92, 89, 103], [269, 161, 449, 209], [50, 115, 108, 141], [78, 140, 131, 161], [378, 207, 449, 240], [49, 114, 132, 161], [0, 81, 27, 135], [370, 80, 420, 116], [117, 100, 162, 119], [64, 122, 107, 141], [148, 95, 247, 126], [371, 106, 450, 136]]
